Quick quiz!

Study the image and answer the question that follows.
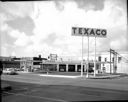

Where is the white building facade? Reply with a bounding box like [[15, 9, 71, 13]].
[[100, 52, 128, 74]]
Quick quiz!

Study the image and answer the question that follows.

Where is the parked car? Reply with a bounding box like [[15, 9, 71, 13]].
[[88, 67, 94, 73], [85, 67, 94, 73], [33, 68, 41, 72], [59, 68, 65, 72], [14, 68, 21, 71], [3, 68, 18, 75]]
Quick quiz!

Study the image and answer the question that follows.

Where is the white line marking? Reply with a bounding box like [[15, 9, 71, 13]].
[[39, 74, 82, 78], [3, 92, 67, 102]]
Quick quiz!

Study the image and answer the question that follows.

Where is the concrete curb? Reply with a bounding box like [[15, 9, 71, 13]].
[[39, 74, 122, 79], [39, 74, 81, 78], [87, 75, 121, 79]]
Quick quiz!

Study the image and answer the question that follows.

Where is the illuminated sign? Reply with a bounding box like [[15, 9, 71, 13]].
[[72, 27, 107, 37]]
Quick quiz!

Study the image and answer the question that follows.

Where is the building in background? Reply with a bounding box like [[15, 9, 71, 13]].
[[0, 51, 128, 74], [0, 56, 12, 61], [20, 55, 47, 72], [33, 55, 47, 70], [0, 56, 20, 69], [99, 51, 128, 74], [20, 57, 33, 72]]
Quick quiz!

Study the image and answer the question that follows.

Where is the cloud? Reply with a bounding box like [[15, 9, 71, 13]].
[[25, 43, 62, 57], [110, 34, 128, 51], [0, 2, 35, 55], [14, 32, 32, 47], [0, 0, 127, 58], [6, 16, 35, 36], [55, 0, 105, 11], [29, 0, 126, 57], [30, 1, 87, 56], [0, 13, 11, 32], [0, 23, 9, 32], [0, 2, 34, 35], [11, 51, 16, 56], [9, 29, 21, 38], [6, 28, 32, 47], [74, 0, 105, 11], [0, 44, 16, 56], [0, 2, 34, 33], [0, 2, 34, 18], [1, 22, 32, 47], [1, 46, 8, 56]]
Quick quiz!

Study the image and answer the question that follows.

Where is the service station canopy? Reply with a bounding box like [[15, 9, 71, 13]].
[[72, 27, 107, 37]]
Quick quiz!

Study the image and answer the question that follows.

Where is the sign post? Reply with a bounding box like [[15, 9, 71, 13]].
[[81, 36, 83, 76], [86, 36, 89, 78], [110, 49, 112, 74], [94, 36, 96, 77], [72, 27, 107, 77]]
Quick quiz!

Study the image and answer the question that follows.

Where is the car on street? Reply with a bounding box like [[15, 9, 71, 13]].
[[3, 68, 18, 75]]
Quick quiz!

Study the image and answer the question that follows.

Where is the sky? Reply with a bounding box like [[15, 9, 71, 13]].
[[0, 0, 127, 59]]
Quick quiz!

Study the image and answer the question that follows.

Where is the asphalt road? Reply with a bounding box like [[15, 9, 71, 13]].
[[2, 73, 128, 102], [2, 73, 128, 91]]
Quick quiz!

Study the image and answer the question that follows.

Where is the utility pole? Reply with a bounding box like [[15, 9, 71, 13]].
[[110, 49, 118, 74], [113, 51, 117, 73]]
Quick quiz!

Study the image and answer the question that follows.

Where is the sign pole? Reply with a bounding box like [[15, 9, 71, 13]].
[[81, 36, 83, 77], [71, 27, 107, 78], [94, 36, 96, 77], [110, 49, 111, 74], [86, 36, 89, 78]]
